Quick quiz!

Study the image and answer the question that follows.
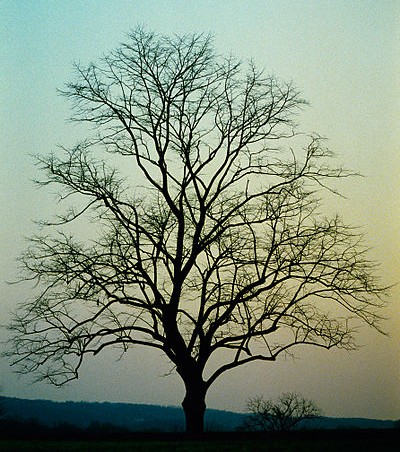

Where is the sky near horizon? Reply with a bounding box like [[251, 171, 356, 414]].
[[1, 1, 399, 420]]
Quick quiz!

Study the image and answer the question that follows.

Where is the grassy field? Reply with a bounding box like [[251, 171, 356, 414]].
[[0, 431, 399, 452]]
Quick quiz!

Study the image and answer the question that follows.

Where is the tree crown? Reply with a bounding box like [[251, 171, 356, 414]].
[[5, 29, 387, 389]]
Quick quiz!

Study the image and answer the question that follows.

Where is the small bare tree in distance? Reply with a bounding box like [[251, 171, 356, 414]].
[[245, 392, 321, 431], [4, 28, 387, 434]]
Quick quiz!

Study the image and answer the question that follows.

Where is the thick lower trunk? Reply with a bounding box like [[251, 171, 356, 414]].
[[163, 309, 207, 434], [182, 384, 207, 435]]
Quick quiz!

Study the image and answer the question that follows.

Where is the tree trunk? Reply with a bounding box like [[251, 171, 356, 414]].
[[182, 382, 207, 435]]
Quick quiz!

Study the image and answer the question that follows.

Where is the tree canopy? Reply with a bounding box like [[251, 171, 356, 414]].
[[5, 28, 387, 433], [245, 392, 322, 431]]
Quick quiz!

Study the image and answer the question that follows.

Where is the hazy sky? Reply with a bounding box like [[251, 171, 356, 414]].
[[1, 1, 399, 420]]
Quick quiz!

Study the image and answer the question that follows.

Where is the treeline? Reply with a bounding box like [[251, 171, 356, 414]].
[[1, 397, 186, 432], [0, 397, 245, 432], [1, 397, 397, 436], [0, 416, 150, 440], [1, 416, 400, 447]]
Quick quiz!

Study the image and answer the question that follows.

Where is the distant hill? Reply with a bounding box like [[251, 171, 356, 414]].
[[303, 416, 395, 430], [1, 397, 395, 432], [1, 397, 244, 432]]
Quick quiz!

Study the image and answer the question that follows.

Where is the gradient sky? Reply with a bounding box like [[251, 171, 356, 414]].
[[1, 0, 399, 420]]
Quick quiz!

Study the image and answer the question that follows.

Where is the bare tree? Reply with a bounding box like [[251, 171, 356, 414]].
[[244, 392, 321, 431], [5, 28, 387, 434]]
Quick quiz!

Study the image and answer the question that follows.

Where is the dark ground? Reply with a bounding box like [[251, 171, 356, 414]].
[[0, 430, 398, 452]]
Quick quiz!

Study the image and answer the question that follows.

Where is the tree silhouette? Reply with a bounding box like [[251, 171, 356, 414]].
[[5, 28, 387, 434], [245, 392, 321, 431]]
